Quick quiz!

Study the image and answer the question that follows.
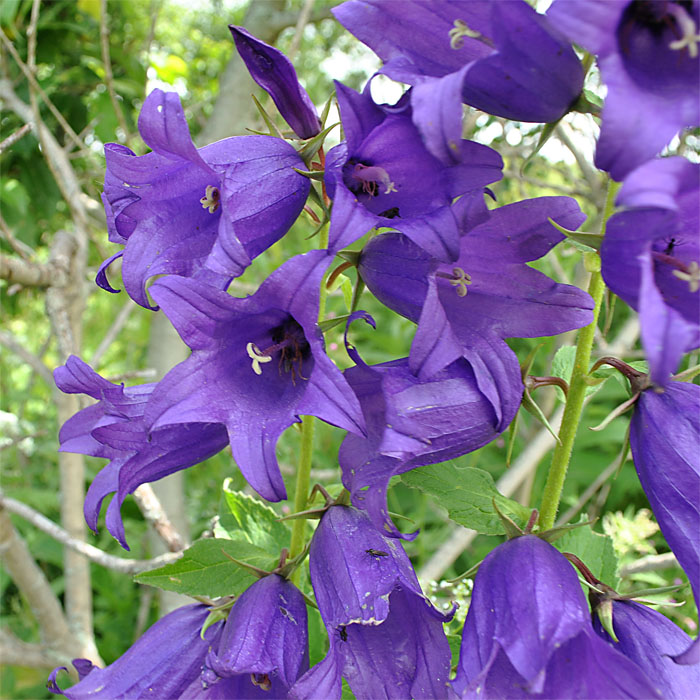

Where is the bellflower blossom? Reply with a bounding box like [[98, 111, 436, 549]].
[[291, 505, 454, 700], [600, 157, 699, 384], [229, 26, 321, 139], [334, 0, 583, 164], [200, 574, 309, 698], [358, 196, 593, 429], [54, 355, 228, 549], [548, 0, 700, 180], [145, 252, 365, 503], [629, 379, 700, 661], [48, 604, 222, 699], [451, 535, 661, 698], [592, 599, 699, 696], [338, 312, 522, 538], [324, 81, 503, 262], [99, 88, 310, 308]]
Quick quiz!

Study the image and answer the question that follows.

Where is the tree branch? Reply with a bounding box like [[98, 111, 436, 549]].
[[133, 484, 186, 553], [0, 493, 183, 574], [0, 329, 53, 385]]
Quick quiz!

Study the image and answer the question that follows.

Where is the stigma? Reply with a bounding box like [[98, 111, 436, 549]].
[[668, 4, 700, 58], [200, 185, 221, 213]]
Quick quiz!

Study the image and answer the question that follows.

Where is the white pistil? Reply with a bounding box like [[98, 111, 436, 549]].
[[449, 19, 484, 50], [672, 260, 700, 292], [246, 342, 273, 375], [199, 185, 221, 214], [450, 267, 472, 297], [668, 4, 700, 58]]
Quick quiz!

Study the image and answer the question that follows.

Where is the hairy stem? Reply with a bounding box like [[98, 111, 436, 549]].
[[289, 224, 331, 573], [539, 180, 619, 530]]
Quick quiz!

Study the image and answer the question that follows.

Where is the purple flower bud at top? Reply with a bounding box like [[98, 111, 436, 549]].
[[229, 26, 321, 139]]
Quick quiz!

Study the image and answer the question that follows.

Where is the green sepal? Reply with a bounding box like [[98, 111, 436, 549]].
[[521, 119, 560, 173], [492, 499, 524, 539], [595, 598, 619, 642], [624, 583, 687, 600], [306, 183, 330, 220], [521, 388, 562, 444], [548, 217, 603, 251], [297, 122, 338, 165], [336, 249, 361, 266], [674, 363, 700, 382], [200, 604, 232, 640], [292, 167, 325, 182], [537, 518, 595, 544], [319, 93, 334, 129], [319, 313, 352, 334], [251, 94, 284, 139], [572, 89, 602, 115]]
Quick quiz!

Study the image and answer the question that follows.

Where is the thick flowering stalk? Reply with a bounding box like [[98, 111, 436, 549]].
[[229, 26, 321, 139], [600, 158, 699, 384], [325, 81, 503, 261], [549, 0, 700, 180], [334, 0, 584, 163], [202, 574, 309, 698], [99, 88, 310, 308], [54, 355, 228, 549], [358, 196, 593, 430], [48, 605, 222, 698], [291, 505, 454, 699], [452, 536, 661, 698], [145, 251, 365, 503], [338, 312, 522, 538]]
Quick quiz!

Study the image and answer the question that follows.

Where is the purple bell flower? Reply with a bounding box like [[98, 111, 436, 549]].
[[99, 88, 310, 308], [145, 251, 365, 503], [200, 574, 309, 698], [548, 0, 700, 180], [338, 312, 522, 538], [333, 0, 584, 164], [229, 26, 320, 139], [592, 599, 700, 696], [358, 196, 593, 429], [291, 505, 454, 699], [629, 379, 700, 656], [452, 535, 661, 698], [324, 81, 503, 262], [54, 355, 228, 549], [48, 604, 222, 698], [600, 158, 699, 384]]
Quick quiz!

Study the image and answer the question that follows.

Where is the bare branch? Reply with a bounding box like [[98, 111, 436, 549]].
[[91, 300, 136, 368], [0, 253, 69, 288], [0, 28, 85, 153], [0, 493, 183, 574], [0, 214, 34, 260], [0, 123, 32, 153], [0, 629, 69, 670], [287, 0, 316, 60], [133, 484, 186, 553], [99, 0, 131, 144], [0, 329, 54, 385], [620, 552, 680, 577]]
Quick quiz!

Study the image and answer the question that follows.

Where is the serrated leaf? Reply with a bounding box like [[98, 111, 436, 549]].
[[401, 463, 530, 535], [134, 539, 274, 598], [215, 481, 290, 557], [552, 523, 619, 590]]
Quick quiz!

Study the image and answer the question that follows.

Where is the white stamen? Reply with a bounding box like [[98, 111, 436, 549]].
[[200, 185, 221, 214], [672, 260, 700, 293], [246, 342, 273, 375], [450, 267, 472, 297], [383, 181, 397, 194], [668, 5, 700, 58]]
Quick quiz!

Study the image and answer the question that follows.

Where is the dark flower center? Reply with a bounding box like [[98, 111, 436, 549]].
[[251, 673, 272, 691], [246, 318, 311, 383]]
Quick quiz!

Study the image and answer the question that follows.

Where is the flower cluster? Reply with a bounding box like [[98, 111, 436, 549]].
[[51, 1, 699, 698]]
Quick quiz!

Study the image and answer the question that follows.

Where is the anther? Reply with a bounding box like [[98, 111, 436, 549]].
[[247, 342, 273, 375], [200, 185, 221, 213], [672, 260, 700, 292]]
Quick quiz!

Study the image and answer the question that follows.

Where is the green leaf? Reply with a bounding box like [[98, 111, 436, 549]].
[[551, 346, 610, 403], [215, 480, 290, 557], [552, 523, 619, 590], [401, 463, 530, 535], [134, 538, 275, 598]]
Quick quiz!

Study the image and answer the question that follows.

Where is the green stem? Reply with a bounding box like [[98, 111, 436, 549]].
[[539, 181, 619, 530], [289, 223, 330, 571]]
